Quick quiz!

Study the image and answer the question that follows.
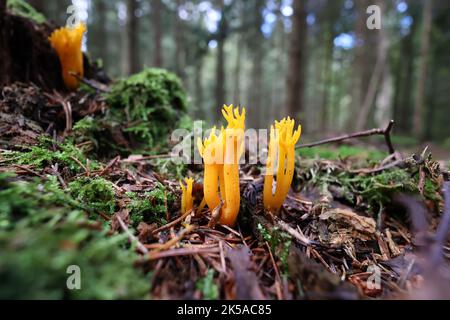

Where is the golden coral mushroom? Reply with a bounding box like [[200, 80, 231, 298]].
[[263, 117, 301, 212], [198, 105, 246, 226], [49, 23, 86, 91], [180, 177, 194, 214]]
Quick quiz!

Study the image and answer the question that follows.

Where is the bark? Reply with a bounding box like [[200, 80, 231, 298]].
[[152, 0, 163, 67], [215, 0, 227, 121], [126, 0, 140, 75], [414, 0, 433, 141], [249, 0, 265, 128], [233, 36, 242, 106], [90, 0, 107, 67], [356, 0, 388, 131], [285, 0, 307, 121], [0, 0, 10, 86], [195, 59, 204, 118], [175, 0, 186, 80]]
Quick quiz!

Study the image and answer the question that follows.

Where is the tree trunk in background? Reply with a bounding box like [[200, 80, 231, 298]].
[[425, 61, 437, 140], [319, 0, 343, 131], [215, 0, 227, 121], [348, 0, 369, 130], [270, 0, 287, 123], [356, 0, 388, 131], [152, 0, 163, 68], [285, 0, 307, 121], [393, 2, 418, 135], [90, 0, 107, 67], [126, 0, 139, 75], [175, 0, 186, 80], [233, 36, 242, 105], [414, 0, 433, 141], [248, 0, 264, 128], [195, 59, 204, 118], [0, 0, 10, 86]]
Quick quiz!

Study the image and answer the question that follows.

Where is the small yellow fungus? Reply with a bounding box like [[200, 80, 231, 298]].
[[263, 117, 301, 212], [180, 177, 194, 214], [49, 23, 86, 91], [198, 105, 246, 226]]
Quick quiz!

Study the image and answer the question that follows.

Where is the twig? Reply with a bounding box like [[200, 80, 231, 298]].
[[146, 246, 220, 260], [151, 224, 194, 252], [266, 241, 283, 300], [100, 156, 120, 176], [296, 120, 396, 154], [69, 72, 110, 93], [116, 215, 149, 255], [152, 209, 193, 235], [274, 216, 312, 246], [12, 164, 46, 179]]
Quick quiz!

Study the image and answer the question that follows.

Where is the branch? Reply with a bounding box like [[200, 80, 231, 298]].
[[296, 120, 396, 154], [116, 215, 149, 255]]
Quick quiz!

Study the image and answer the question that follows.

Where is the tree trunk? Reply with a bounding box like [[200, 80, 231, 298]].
[[175, 0, 186, 80], [152, 0, 163, 67], [285, 0, 307, 121], [89, 0, 107, 67], [0, 0, 10, 86], [195, 59, 204, 119], [215, 0, 227, 121], [248, 0, 265, 128], [233, 36, 242, 106], [126, 0, 140, 75], [414, 0, 433, 141], [356, 0, 388, 131]]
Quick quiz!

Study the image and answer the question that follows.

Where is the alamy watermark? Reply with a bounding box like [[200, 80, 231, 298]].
[[66, 265, 81, 290]]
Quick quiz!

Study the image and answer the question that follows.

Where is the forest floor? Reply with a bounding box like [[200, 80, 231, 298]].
[[1, 2, 450, 300], [0, 80, 449, 300]]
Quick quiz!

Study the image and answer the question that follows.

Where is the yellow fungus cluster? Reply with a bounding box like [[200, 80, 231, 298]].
[[197, 105, 246, 226], [263, 117, 302, 212], [180, 177, 194, 214], [49, 23, 86, 91]]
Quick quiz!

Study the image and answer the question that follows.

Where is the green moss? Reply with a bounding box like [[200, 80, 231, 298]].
[[0, 175, 151, 299], [104, 68, 188, 152], [127, 183, 172, 226], [257, 224, 291, 273], [7, 0, 46, 24], [11, 136, 100, 174], [68, 177, 116, 217], [196, 269, 218, 300], [299, 145, 387, 162], [302, 164, 442, 215]]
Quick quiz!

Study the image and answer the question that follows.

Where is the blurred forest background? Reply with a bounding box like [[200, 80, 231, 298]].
[[26, 0, 450, 148]]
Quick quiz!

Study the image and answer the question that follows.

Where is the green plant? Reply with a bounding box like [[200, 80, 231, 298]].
[[68, 177, 116, 217], [7, 0, 46, 24], [258, 224, 291, 273], [0, 175, 151, 299], [196, 269, 218, 300], [127, 183, 173, 226], [105, 68, 188, 152], [13, 136, 99, 174]]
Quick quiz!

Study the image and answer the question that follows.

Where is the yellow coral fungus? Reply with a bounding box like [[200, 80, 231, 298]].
[[180, 177, 194, 214], [49, 23, 86, 91], [197, 105, 246, 226], [263, 117, 301, 212]]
